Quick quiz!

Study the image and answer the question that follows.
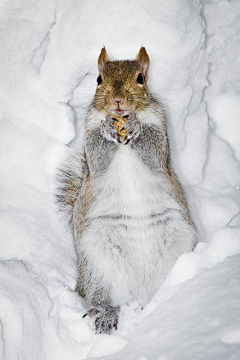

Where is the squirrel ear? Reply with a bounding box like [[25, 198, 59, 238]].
[[98, 47, 110, 73], [135, 47, 149, 79]]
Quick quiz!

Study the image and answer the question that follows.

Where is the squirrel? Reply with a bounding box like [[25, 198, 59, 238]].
[[56, 47, 198, 334]]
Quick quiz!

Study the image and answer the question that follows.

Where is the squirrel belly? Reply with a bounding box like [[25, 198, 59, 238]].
[[74, 141, 195, 307]]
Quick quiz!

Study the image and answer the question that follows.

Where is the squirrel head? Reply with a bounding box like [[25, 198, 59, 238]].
[[94, 47, 150, 117]]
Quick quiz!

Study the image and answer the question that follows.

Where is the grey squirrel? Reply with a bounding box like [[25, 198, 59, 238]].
[[56, 47, 198, 334]]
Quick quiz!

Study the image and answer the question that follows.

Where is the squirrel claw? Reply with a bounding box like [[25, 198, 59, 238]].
[[82, 308, 99, 318]]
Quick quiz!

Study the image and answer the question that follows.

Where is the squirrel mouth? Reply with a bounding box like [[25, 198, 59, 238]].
[[113, 108, 126, 116]]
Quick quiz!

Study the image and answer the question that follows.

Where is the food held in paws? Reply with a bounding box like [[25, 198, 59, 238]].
[[111, 115, 129, 138]]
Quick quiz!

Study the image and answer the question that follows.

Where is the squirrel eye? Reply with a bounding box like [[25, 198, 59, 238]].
[[97, 75, 102, 85], [137, 73, 144, 85]]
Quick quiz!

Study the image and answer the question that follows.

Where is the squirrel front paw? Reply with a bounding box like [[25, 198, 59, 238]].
[[101, 113, 142, 145], [101, 115, 121, 144]]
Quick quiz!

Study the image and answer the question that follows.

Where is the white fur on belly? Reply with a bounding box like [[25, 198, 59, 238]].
[[78, 145, 194, 306]]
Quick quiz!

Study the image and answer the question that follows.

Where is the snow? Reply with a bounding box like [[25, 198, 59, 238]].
[[0, 0, 240, 359], [110, 254, 240, 360]]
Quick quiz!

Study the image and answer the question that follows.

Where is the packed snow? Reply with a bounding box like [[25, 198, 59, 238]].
[[0, 0, 240, 359]]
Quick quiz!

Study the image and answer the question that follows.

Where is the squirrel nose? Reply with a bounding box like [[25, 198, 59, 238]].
[[113, 98, 124, 107]]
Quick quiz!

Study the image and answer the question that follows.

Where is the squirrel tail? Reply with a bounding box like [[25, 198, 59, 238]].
[[55, 149, 86, 226]]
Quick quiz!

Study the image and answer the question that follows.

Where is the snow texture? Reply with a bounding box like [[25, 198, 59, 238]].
[[0, 0, 240, 359]]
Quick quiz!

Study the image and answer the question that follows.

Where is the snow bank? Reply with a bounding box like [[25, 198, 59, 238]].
[[109, 253, 240, 360], [0, 0, 240, 359]]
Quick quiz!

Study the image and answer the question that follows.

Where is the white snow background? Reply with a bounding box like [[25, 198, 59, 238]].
[[0, 0, 240, 359]]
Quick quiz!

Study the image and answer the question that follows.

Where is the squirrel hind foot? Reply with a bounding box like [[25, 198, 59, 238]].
[[83, 305, 120, 334]]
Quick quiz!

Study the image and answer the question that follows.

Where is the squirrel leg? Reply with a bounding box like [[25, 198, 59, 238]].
[[78, 277, 120, 334], [83, 305, 120, 334]]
